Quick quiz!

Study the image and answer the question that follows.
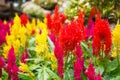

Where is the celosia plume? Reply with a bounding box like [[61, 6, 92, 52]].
[[54, 40, 64, 78], [20, 49, 29, 63], [6, 47, 19, 80], [46, 5, 66, 37], [85, 62, 95, 80], [20, 13, 29, 26], [59, 11, 85, 51], [0, 56, 5, 77], [92, 12, 112, 56]]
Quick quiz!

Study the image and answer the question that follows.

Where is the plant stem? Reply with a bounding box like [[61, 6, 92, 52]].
[[116, 43, 119, 65]]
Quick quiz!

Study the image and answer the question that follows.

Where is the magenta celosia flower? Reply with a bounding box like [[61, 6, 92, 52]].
[[0, 20, 10, 45], [86, 7, 96, 40], [74, 44, 84, 80], [92, 12, 112, 56], [85, 62, 95, 80], [54, 41, 64, 78], [74, 57, 84, 80], [74, 44, 83, 58], [95, 72, 102, 80], [6, 47, 19, 80], [0, 56, 5, 77], [49, 32, 56, 44], [20, 49, 29, 63]]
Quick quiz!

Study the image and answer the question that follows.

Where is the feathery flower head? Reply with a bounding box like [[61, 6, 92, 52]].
[[92, 12, 112, 56], [6, 47, 19, 80], [46, 5, 66, 37], [0, 20, 10, 45], [85, 62, 95, 80], [54, 41, 64, 78], [20, 49, 29, 63], [74, 57, 84, 80], [20, 13, 29, 26], [59, 11, 85, 51], [0, 56, 5, 77]]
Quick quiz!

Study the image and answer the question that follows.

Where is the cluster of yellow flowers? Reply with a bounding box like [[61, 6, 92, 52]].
[[2, 14, 57, 75], [112, 20, 120, 57]]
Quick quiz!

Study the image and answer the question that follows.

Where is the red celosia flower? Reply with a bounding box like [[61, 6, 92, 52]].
[[54, 41, 64, 78], [59, 11, 85, 51], [0, 56, 5, 77], [20, 49, 29, 63], [6, 47, 19, 80], [92, 12, 112, 56], [85, 62, 95, 80], [20, 13, 29, 26], [46, 5, 66, 37]]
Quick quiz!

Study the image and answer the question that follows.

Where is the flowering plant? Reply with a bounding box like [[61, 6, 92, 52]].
[[0, 5, 119, 80]]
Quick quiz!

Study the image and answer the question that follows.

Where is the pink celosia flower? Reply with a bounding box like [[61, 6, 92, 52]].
[[74, 44, 84, 80], [0, 56, 5, 77], [20, 49, 29, 63], [74, 57, 84, 80], [85, 62, 95, 80], [0, 20, 10, 45], [86, 7, 96, 40], [54, 40, 64, 78], [95, 72, 102, 80], [74, 44, 83, 58], [6, 47, 19, 80]]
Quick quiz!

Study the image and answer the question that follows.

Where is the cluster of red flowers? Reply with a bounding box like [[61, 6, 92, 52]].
[[59, 11, 86, 51], [46, 5, 66, 37], [92, 12, 112, 56]]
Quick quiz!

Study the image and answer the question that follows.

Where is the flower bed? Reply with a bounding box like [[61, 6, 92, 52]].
[[0, 5, 119, 80]]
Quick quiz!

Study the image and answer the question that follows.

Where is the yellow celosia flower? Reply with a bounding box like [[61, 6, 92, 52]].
[[14, 14, 21, 25], [111, 47, 117, 58], [51, 64, 57, 71], [19, 62, 34, 77], [3, 45, 11, 58], [112, 20, 120, 58], [26, 22, 32, 35], [13, 39, 20, 54], [19, 62, 29, 72], [6, 35, 15, 45], [112, 20, 120, 48]]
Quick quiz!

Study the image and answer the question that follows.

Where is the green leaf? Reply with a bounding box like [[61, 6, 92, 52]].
[[95, 66, 104, 75], [29, 64, 40, 71], [18, 72, 31, 80], [45, 67, 61, 80], [106, 59, 118, 73], [47, 37, 54, 52]]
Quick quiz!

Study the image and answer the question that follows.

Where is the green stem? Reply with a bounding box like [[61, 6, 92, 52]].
[[116, 43, 119, 65]]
